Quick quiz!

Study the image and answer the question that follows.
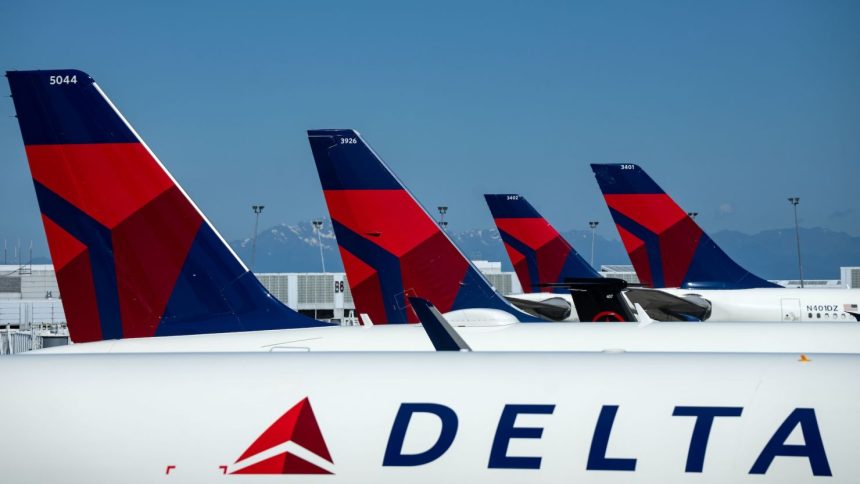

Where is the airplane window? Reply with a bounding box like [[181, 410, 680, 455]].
[[808, 313, 813, 319], [817, 313, 821, 318], [825, 313, 830, 319], [842, 314, 847, 320]]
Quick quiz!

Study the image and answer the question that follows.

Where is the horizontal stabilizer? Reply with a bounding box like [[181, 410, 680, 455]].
[[504, 295, 572, 321], [625, 288, 711, 322]]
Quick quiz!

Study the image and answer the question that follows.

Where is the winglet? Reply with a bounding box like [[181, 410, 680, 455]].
[[634, 303, 654, 327], [409, 296, 472, 351]]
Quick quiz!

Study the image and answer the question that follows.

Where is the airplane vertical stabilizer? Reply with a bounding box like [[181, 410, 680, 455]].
[[484, 194, 600, 293], [7, 70, 329, 342], [307, 129, 541, 323], [591, 163, 780, 289]]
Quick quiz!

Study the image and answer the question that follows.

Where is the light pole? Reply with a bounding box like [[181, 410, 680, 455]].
[[788, 197, 804, 288], [437, 206, 448, 230], [312, 219, 326, 273], [250, 205, 264, 271], [588, 221, 599, 267], [687, 212, 699, 220]]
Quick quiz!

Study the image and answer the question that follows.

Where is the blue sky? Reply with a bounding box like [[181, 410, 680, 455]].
[[1, 0, 858, 256]]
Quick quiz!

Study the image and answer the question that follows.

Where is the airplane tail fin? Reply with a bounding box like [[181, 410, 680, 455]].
[[7, 69, 328, 342], [307, 129, 539, 323], [590, 163, 779, 289], [484, 194, 600, 293]]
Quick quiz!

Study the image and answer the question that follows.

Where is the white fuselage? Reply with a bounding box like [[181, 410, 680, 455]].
[[661, 288, 860, 322], [1, 352, 857, 483], [34, 322, 860, 354]]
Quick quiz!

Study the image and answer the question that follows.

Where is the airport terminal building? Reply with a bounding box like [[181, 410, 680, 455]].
[[0, 261, 525, 329]]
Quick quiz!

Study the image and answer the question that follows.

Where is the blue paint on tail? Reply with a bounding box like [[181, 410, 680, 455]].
[[7, 69, 137, 145], [157, 224, 327, 335]]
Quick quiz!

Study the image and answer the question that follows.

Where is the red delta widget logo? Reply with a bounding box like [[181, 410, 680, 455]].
[[228, 397, 334, 475]]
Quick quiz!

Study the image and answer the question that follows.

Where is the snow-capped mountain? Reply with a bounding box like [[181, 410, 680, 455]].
[[230, 221, 858, 279]]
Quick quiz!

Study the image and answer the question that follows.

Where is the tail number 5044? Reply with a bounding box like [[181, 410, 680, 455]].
[[49, 75, 78, 85]]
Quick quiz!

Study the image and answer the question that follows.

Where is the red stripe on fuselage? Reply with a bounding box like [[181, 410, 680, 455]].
[[112, 187, 203, 338], [25, 143, 174, 229]]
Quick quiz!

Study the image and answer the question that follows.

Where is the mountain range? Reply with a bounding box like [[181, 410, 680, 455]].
[[230, 220, 859, 281]]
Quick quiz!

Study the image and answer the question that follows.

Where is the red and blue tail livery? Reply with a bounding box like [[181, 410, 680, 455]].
[[307, 129, 540, 324], [591, 163, 779, 289], [6, 69, 328, 342], [484, 194, 600, 294]]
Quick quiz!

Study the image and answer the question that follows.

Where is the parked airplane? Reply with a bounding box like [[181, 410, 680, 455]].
[[2, 351, 858, 482], [307, 132, 699, 324], [485, 193, 711, 321], [2, 68, 640, 348], [7, 70, 858, 355], [307, 129, 545, 324], [32, 320, 860, 353], [591, 164, 860, 322], [4, 71, 858, 484]]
